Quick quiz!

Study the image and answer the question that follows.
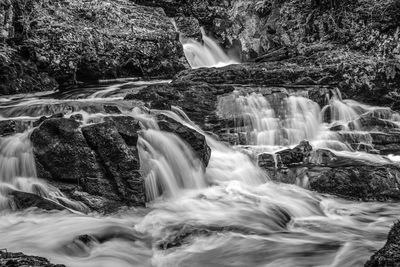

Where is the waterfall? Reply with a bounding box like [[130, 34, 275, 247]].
[[2, 81, 400, 267], [0, 131, 86, 211], [138, 129, 207, 201], [0, 131, 37, 182], [217, 92, 321, 147], [181, 28, 239, 69]]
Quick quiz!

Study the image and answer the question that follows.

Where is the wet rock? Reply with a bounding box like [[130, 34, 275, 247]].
[[258, 153, 279, 169], [173, 52, 400, 107], [31, 118, 104, 183], [349, 115, 399, 132], [82, 121, 145, 206], [156, 114, 211, 166], [175, 16, 202, 40], [311, 149, 337, 166], [258, 141, 313, 170], [103, 105, 122, 114], [258, 141, 400, 200], [0, 250, 65, 267], [0, 120, 16, 136], [365, 221, 400, 267], [125, 81, 235, 133], [70, 113, 83, 121], [174, 62, 334, 86], [31, 117, 146, 211], [370, 132, 400, 154], [277, 140, 312, 166], [309, 165, 400, 201], [8, 190, 66, 211], [33, 113, 64, 127], [61, 234, 98, 257], [67, 190, 127, 214], [1, 0, 186, 95], [104, 116, 141, 146]]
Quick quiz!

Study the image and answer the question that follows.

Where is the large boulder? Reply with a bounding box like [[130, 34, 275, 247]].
[[1, 0, 187, 95], [30, 114, 211, 211], [30, 117, 146, 211], [31, 118, 103, 183], [31, 118, 104, 183], [82, 121, 145, 206]]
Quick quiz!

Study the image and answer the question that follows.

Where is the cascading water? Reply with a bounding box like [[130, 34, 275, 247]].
[[138, 129, 207, 201], [1, 81, 400, 267], [218, 92, 322, 147], [0, 131, 83, 211], [181, 28, 239, 69]]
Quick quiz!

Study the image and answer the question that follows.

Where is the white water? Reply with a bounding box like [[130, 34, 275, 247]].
[[182, 28, 238, 69], [138, 129, 207, 201], [218, 92, 322, 147], [1, 82, 400, 266]]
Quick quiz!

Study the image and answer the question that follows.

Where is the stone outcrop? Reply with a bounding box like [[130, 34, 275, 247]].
[[173, 52, 400, 107], [8, 190, 66, 211], [81, 121, 145, 206], [0, 251, 65, 267], [30, 113, 211, 212], [1, 0, 187, 95], [125, 82, 235, 133], [258, 142, 400, 201]]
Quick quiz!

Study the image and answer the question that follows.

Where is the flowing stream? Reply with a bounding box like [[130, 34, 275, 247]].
[[180, 28, 239, 69], [1, 78, 400, 267]]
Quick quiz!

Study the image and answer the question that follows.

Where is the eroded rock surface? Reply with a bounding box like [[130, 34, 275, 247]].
[[0, 251, 65, 267], [30, 114, 211, 212]]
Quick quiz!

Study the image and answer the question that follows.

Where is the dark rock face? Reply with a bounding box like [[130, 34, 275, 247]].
[[31, 118, 104, 183], [309, 166, 400, 201], [104, 116, 141, 146], [174, 58, 400, 107], [259, 142, 400, 201], [82, 122, 145, 206], [0, 251, 65, 267], [1, 0, 187, 95], [8, 190, 66, 211], [0, 120, 30, 136], [365, 221, 400, 267], [125, 82, 235, 133], [30, 115, 211, 212], [156, 114, 211, 166], [31, 117, 145, 210], [277, 140, 312, 166], [0, 120, 17, 137]]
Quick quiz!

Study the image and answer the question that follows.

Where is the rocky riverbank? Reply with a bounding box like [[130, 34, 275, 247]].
[[0, 250, 65, 267], [0, 0, 186, 95], [1, 0, 400, 266]]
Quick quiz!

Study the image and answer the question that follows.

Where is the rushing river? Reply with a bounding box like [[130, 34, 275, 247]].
[[0, 79, 400, 267]]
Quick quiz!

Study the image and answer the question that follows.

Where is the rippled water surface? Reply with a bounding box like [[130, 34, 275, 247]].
[[0, 80, 399, 267]]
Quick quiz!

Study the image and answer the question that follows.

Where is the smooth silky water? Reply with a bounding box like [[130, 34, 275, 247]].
[[1, 54, 400, 266]]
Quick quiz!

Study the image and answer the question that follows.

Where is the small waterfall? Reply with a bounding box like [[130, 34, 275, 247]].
[[218, 93, 321, 147], [0, 131, 85, 211], [138, 129, 207, 201], [0, 131, 37, 182], [182, 28, 238, 69], [284, 96, 321, 145], [321, 89, 365, 128]]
